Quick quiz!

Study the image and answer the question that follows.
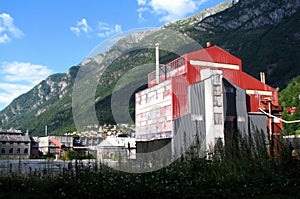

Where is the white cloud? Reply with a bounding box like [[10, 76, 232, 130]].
[[0, 33, 11, 44], [137, 0, 208, 22], [97, 22, 122, 38], [70, 18, 122, 38], [1, 62, 52, 84], [0, 62, 52, 108], [70, 18, 92, 36], [137, 0, 147, 6], [137, 7, 150, 22], [0, 13, 24, 44], [0, 83, 32, 104]]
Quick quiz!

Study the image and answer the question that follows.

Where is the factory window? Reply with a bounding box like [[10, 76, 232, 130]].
[[24, 148, 28, 154], [2, 141, 6, 145], [213, 85, 221, 95], [214, 113, 223, 125], [213, 96, 222, 107], [212, 74, 221, 84], [17, 148, 20, 154], [9, 148, 13, 154], [1, 148, 5, 154]]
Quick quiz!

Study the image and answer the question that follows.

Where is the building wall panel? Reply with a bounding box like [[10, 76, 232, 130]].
[[248, 114, 268, 146], [135, 80, 173, 141], [172, 76, 189, 119], [173, 114, 206, 157]]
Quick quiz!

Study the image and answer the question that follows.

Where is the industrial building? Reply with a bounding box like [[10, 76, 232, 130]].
[[0, 129, 31, 159], [135, 43, 283, 159]]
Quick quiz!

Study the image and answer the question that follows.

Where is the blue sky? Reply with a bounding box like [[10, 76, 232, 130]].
[[0, 0, 226, 110]]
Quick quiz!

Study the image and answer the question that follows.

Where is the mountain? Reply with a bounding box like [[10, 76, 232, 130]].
[[0, 0, 299, 136], [0, 66, 79, 135], [168, 0, 300, 87]]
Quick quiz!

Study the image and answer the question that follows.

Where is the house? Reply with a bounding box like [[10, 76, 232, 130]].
[[38, 136, 73, 158], [135, 43, 283, 160]]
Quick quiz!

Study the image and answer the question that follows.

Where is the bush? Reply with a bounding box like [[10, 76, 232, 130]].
[[1, 131, 300, 198], [66, 149, 77, 160]]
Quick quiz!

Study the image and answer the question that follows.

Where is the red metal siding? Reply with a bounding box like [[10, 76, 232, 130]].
[[186, 46, 242, 70], [186, 64, 201, 84], [171, 76, 189, 119], [147, 45, 279, 115], [221, 70, 278, 112], [246, 94, 261, 112]]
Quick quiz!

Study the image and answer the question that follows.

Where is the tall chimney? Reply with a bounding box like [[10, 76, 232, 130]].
[[45, 125, 48, 136], [206, 41, 212, 48], [155, 43, 160, 84], [260, 72, 265, 84]]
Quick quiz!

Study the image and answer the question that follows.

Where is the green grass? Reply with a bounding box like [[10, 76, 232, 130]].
[[1, 135, 299, 199]]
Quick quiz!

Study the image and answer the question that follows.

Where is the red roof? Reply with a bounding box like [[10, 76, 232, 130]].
[[185, 46, 242, 70], [49, 137, 64, 148]]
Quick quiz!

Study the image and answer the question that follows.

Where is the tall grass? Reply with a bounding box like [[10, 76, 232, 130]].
[[0, 130, 299, 198]]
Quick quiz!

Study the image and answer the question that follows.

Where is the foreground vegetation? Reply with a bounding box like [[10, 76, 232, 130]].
[[0, 144, 299, 198], [279, 76, 300, 135]]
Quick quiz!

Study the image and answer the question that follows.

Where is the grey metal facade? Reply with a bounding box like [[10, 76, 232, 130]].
[[248, 113, 268, 147], [222, 79, 256, 155], [173, 81, 206, 157], [136, 76, 271, 159]]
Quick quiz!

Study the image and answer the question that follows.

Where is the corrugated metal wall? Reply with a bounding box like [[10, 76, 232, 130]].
[[235, 84, 248, 137], [172, 76, 189, 119], [189, 81, 206, 156], [223, 79, 248, 136], [223, 79, 237, 154], [248, 113, 269, 148], [173, 114, 191, 156], [189, 81, 205, 117], [223, 79, 250, 155], [172, 81, 207, 157]]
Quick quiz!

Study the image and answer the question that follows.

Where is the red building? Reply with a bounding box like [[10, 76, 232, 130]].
[[135, 44, 283, 157]]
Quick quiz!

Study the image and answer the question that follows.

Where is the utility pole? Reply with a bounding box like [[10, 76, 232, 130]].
[[267, 99, 274, 159]]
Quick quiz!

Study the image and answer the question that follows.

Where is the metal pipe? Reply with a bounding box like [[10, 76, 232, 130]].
[[268, 100, 272, 138], [260, 72, 265, 84], [45, 125, 48, 136], [155, 43, 160, 84]]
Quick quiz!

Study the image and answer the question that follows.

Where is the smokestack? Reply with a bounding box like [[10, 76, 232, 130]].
[[206, 41, 212, 48], [155, 43, 160, 84], [45, 125, 48, 136], [260, 72, 265, 84]]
